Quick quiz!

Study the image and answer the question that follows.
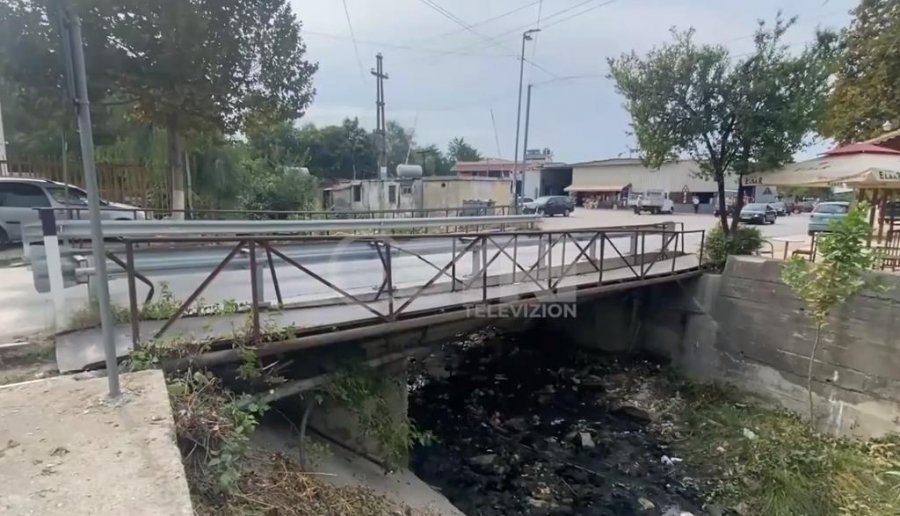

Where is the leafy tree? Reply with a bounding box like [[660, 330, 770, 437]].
[[385, 120, 415, 175], [0, 0, 317, 216], [411, 144, 452, 176], [819, 0, 900, 143], [447, 137, 482, 163], [96, 0, 317, 216], [782, 203, 880, 426], [608, 16, 836, 233], [295, 118, 377, 180]]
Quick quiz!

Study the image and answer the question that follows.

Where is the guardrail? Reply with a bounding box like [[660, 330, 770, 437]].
[[32, 204, 514, 223], [23, 212, 531, 247]]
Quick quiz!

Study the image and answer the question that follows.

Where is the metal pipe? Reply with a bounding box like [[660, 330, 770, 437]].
[[125, 242, 140, 348], [249, 240, 260, 341], [64, 12, 119, 397]]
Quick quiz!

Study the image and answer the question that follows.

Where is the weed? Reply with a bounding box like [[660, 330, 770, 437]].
[[674, 381, 900, 515], [323, 370, 434, 470], [168, 369, 268, 494]]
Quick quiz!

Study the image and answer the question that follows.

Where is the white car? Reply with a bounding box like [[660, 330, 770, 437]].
[[0, 178, 145, 245]]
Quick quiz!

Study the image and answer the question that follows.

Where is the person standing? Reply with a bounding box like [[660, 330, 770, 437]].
[[692, 195, 700, 214]]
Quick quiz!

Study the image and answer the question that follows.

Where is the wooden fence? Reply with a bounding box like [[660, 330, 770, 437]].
[[0, 158, 169, 210]]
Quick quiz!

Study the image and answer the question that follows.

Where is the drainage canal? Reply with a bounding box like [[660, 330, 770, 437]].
[[408, 327, 707, 515]]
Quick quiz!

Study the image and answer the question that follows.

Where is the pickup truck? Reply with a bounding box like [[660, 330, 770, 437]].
[[630, 190, 675, 215]]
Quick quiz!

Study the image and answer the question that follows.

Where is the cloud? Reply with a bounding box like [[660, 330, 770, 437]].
[[291, 0, 855, 163]]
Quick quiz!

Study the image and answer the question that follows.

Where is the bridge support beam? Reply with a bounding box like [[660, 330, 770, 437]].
[[541, 295, 635, 352]]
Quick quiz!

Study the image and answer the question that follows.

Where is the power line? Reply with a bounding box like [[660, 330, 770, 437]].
[[415, 0, 560, 77], [412, 0, 550, 46], [529, 0, 545, 75], [416, 0, 615, 69], [340, 0, 366, 80], [303, 29, 514, 58]]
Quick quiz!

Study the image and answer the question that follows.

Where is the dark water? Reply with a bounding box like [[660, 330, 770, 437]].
[[408, 327, 708, 516]]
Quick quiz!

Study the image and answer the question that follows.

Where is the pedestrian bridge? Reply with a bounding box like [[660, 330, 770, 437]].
[[56, 224, 705, 372]]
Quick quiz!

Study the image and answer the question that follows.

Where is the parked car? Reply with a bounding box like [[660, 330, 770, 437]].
[[771, 201, 789, 216], [523, 196, 574, 216], [739, 203, 777, 224], [793, 200, 816, 213], [0, 178, 145, 245], [808, 201, 849, 235]]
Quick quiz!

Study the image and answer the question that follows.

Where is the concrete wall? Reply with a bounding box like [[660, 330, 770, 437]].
[[421, 177, 512, 209], [640, 256, 900, 437]]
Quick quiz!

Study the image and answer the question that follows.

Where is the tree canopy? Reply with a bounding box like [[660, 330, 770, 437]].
[[608, 16, 836, 232], [819, 0, 900, 143], [447, 137, 482, 162], [0, 0, 318, 214]]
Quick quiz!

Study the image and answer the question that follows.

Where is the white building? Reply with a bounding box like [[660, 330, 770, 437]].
[[565, 158, 738, 207]]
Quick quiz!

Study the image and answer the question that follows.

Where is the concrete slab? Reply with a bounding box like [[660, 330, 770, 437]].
[[0, 370, 193, 516]]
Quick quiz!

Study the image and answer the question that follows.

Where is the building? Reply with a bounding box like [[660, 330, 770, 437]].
[[322, 176, 513, 213], [453, 159, 536, 179], [454, 151, 571, 200], [564, 158, 737, 207]]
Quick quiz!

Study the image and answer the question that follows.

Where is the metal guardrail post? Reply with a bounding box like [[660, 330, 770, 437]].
[[39, 209, 67, 330], [126, 242, 140, 348], [630, 230, 638, 256], [536, 235, 546, 280], [451, 238, 458, 292], [481, 235, 488, 300], [248, 240, 261, 341], [471, 240, 482, 278], [385, 240, 394, 317]]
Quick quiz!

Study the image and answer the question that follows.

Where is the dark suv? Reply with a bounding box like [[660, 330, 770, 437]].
[[524, 196, 574, 217]]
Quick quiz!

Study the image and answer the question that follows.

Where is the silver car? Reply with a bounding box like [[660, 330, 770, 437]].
[[0, 178, 145, 245]]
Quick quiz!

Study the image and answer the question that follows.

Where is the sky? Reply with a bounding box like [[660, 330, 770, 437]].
[[290, 0, 857, 164]]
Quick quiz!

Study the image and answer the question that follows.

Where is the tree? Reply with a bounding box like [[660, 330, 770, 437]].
[[292, 119, 377, 181], [447, 137, 482, 163], [95, 0, 317, 217], [608, 16, 835, 233], [782, 203, 880, 426], [0, 0, 317, 215], [385, 120, 415, 175], [819, 0, 900, 143], [411, 144, 452, 176]]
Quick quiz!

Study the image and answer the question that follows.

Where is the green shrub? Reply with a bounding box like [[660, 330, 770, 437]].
[[702, 224, 764, 271]]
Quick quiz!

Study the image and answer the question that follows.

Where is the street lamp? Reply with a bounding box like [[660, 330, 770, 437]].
[[513, 28, 540, 212]]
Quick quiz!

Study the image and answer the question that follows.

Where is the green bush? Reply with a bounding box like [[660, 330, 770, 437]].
[[702, 224, 764, 271]]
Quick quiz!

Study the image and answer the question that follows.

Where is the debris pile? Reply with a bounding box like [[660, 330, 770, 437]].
[[409, 328, 707, 515]]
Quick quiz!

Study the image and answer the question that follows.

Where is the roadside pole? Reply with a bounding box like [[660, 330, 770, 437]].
[[60, 8, 120, 397]]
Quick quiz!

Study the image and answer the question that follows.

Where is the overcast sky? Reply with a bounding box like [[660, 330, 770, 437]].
[[290, 0, 855, 163]]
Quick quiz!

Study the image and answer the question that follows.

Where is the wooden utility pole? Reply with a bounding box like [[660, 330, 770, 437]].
[[370, 53, 389, 178]]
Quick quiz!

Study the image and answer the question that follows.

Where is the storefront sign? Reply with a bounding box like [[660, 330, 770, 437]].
[[878, 170, 900, 182]]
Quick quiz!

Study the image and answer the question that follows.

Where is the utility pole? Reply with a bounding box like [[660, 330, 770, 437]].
[[522, 84, 533, 199], [513, 29, 539, 212], [370, 53, 389, 178], [0, 94, 7, 175], [57, 3, 120, 397]]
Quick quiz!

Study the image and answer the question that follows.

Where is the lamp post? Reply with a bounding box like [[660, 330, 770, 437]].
[[513, 29, 540, 212]]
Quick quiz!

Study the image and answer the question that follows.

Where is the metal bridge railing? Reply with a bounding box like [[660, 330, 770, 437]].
[[108, 225, 704, 348]]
